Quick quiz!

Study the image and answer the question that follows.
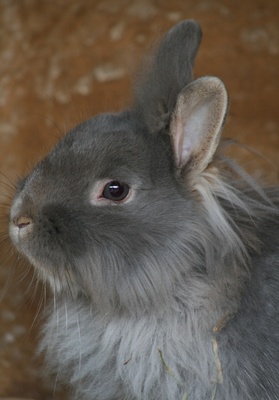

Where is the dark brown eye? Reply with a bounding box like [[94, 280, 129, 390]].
[[102, 181, 129, 201]]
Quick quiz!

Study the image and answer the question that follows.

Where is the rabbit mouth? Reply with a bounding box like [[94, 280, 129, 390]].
[[9, 203, 81, 295]]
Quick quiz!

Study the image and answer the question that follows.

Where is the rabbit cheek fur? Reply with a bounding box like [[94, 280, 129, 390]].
[[9, 20, 279, 400]]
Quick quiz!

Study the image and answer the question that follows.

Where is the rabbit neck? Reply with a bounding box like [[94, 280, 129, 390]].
[[40, 278, 241, 399]]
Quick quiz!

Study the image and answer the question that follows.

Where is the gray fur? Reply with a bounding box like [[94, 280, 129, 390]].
[[9, 20, 279, 399]]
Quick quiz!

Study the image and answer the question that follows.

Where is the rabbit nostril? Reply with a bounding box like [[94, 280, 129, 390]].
[[14, 216, 32, 229]]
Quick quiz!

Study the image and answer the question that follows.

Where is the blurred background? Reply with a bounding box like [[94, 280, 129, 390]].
[[0, 0, 278, 399]]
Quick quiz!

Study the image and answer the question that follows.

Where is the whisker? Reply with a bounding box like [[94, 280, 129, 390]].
[[52, 360, 61, 400], [75, 301, 82, 375], [16, 264, 33, 286], [24, 277, 47, 338], [64, 298, 68, 333], [0, 253, 18, 304], [28, 112, 63, 140], [0, 234, 10, 249], [0, 195, 13, 203], [0, 170, 17, 191], [25, 267, 40, 296], [51, 269, 59, 333], [64, 265, 76, 299]]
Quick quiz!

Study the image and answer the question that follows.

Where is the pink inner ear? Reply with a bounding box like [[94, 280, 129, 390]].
[[181, 141, 193, 164], [173, 114, 192, 169], [172, 115, 181, 167], [173, 108, 199, 169], [172, 77, 228, 172]]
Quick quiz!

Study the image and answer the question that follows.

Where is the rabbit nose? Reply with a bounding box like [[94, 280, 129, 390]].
[[13, 216, 32, 229]]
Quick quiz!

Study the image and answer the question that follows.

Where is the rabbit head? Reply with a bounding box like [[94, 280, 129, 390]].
[[10, 21, 234, 315]]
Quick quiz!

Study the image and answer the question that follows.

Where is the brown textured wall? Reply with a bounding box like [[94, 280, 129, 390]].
[[0, 0, 278, 399]]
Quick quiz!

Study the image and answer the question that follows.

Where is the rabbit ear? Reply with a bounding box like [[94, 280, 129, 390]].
[[170, 77, 228, 174], [134, 20, 202, 133]]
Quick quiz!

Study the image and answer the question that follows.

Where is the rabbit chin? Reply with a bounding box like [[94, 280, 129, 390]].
[[24, 254, 82, 298]]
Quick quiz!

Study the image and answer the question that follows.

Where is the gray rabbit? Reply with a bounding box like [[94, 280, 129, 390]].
[[9, 20, 279, 400]]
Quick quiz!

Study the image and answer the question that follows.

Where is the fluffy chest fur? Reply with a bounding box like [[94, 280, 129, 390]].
[[41, 298, 225, 400]]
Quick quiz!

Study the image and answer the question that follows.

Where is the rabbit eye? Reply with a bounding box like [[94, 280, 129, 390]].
[[102, 181, 129, 201]]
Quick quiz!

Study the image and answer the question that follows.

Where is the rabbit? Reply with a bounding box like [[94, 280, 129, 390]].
[[9, 20, 279, 400]]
